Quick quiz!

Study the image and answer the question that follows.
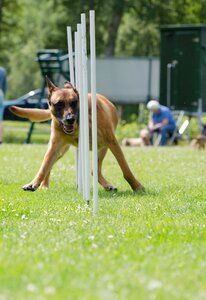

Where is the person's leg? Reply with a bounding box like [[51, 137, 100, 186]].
[[159, 125, 175, 146], [149, 130, 154, 145], [0, 122, 3, 144], [149, 128, 159, 145], [0, 93, 3, 144]]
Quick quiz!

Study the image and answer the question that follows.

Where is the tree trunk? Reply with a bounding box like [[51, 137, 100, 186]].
[[105, 0, 126, 57]]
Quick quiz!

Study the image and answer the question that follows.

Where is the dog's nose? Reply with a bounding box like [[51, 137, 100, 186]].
[[65, 114, 75, 124]]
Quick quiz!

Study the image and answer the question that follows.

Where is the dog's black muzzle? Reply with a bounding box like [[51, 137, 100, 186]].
[[65, 114, 76, 125], [59, 114, 76, 134]]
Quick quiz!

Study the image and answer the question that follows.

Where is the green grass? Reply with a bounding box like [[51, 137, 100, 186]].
[[0, 144, 206, 300], [3, 121, 50, 144]]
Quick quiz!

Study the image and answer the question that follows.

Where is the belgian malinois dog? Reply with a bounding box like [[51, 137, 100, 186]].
[[9, 79, 144, 192]]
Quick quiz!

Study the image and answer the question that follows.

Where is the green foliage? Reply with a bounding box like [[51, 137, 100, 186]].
[[3, 113, 205, 145], [4, 0, 69, 98], [116, 119, 138, 142], [0, 144, 206, 299], [1, 0, 206, 102], [0, 0, 22, 63]]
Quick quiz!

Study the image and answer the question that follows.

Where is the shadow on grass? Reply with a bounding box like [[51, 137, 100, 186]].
[[98, 187, 160, 199]]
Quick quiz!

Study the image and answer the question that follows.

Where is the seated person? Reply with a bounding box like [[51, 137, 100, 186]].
[[147, 100, 176, 146], [0, 66, 7, 145]]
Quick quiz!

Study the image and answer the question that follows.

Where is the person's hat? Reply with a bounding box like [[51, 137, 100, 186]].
[[147, 100, 160, 110]]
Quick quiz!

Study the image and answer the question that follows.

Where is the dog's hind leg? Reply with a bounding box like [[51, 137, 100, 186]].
[[97, 147, 117, 191], [107, 137, 144, 192]]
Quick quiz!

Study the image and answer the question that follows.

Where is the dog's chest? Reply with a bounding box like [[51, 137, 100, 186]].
[[65, 135, 77, 147]]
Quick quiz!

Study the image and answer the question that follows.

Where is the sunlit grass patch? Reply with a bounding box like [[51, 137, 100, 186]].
[[0, 144, 206, 300]]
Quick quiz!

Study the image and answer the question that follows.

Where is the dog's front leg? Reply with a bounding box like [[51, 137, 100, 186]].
[[39, 144, 70, 190], [23, 140, 68, 191], [107, 137, 144, 192]]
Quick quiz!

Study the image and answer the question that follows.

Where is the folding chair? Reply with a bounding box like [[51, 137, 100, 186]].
[[26, 49, 70, 143], [169, 111, 189, 145]]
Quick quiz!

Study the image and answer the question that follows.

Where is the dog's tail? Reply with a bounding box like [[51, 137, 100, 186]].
[[9, 106, 51, 122]]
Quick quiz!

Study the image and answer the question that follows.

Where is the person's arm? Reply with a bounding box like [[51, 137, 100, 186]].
[[153, 118, 168, 129], [161, 118, 168, 126], [148, 119, 155, 131]]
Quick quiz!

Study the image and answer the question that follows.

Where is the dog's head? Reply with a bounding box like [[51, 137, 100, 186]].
[[47, 77, 79, 135], [140, 129, 150, 145], [195, 134, 205, 148]]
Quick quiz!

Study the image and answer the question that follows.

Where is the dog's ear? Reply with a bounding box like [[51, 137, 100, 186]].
[[64, 81, 79, 98], [46, 76, 58, 94], [64, 81, 74, 89]]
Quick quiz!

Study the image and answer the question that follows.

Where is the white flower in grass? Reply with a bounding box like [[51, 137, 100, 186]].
[[148, 280, 162, 290], [92, 243, 98, 249], [69, 221, 75, 226], [27, 283, 37, 292], [88, 235, 95, 241], [121, 230, 126, 237], [21, 214, 28, 220], [37, 262, 44, 270], [20, 233, 26, 239], [44, 286, 56, 295], [108, 235, 114, 239]]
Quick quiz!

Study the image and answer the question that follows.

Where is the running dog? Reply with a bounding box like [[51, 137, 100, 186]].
[[9, 79, 144, 192]]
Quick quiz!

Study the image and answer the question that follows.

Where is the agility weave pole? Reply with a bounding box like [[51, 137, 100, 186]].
[[67, 11, 98, 214]]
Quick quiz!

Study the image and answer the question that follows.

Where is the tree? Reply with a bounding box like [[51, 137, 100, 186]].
[[1, 0, 206, 98], [0, 0, 21, 64]]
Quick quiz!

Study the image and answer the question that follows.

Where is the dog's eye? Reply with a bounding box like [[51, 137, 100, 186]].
[[70, 100, 77, 108], [54, 101, 65, 109]]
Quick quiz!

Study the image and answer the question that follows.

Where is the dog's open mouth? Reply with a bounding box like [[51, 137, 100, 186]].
[[62, 124, 75, 134]]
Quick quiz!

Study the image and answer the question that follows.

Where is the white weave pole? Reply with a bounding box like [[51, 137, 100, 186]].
[[77, 24, 85, 196], [67, 26, 75, 86], [89, 10, 98, 214], [81, 13, 90, 202], [67, 12, 98, 211], [74, 32, 78, 88], [67, 26, 79, 188], [74, 31, 83, 193]]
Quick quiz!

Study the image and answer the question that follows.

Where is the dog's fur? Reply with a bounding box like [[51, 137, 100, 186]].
[[122, 129, 150, 147], [9, 79, 144, 192], [190, 134, 205, 150]]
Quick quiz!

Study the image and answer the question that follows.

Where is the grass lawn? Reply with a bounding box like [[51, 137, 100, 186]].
[[0, 143, 206, 300]]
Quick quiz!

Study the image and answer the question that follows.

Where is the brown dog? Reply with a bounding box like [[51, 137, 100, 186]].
[[122, 129, 150, 147], [9, 79, 144, 192], [190, 134, 205, 150]]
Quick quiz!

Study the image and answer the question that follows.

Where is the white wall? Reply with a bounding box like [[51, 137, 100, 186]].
[[88, 57, 160, 103]]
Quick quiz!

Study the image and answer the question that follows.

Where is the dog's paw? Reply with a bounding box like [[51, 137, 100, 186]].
[[22, 182, 40, 192], [105, 185, 117, 192], [134, 185, 145, 193], [39, 185, 48, 190]]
